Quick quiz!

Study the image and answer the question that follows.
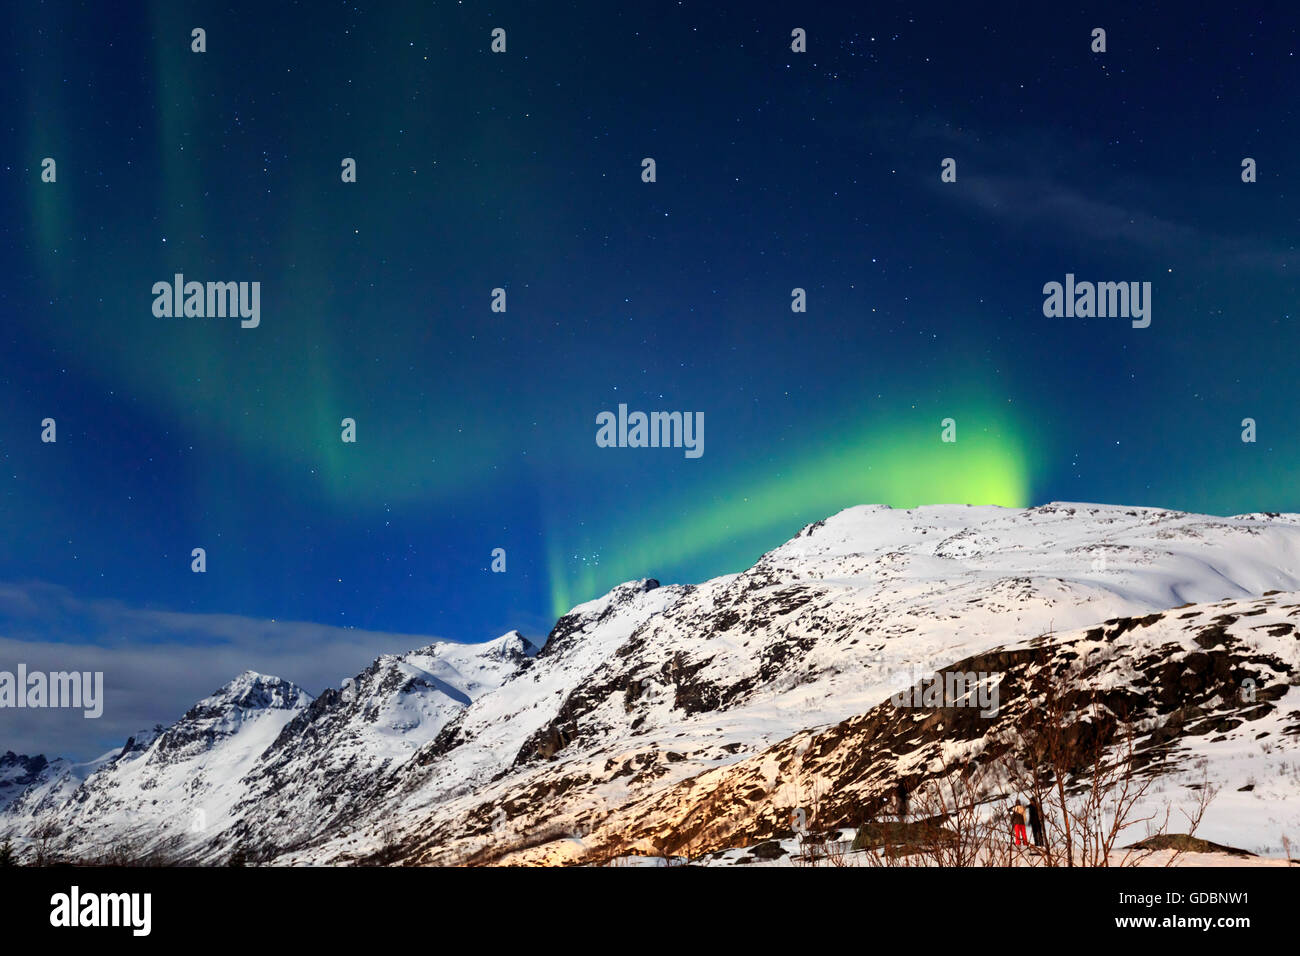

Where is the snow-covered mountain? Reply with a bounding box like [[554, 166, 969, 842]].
[[23, 673, 311, 860], [213, 630, 538, 861], [0, 746, 122, 835], [4, 502, 1300, 864], [344, 502, 1300, 865], [1, 633, 539, 861], [558, 590, 1300, 865]]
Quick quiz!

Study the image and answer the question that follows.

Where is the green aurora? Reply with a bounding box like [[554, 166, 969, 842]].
[[544, 407, 1032, 618]]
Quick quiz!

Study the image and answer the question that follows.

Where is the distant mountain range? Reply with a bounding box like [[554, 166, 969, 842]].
[[4, 502, 1299, 864]]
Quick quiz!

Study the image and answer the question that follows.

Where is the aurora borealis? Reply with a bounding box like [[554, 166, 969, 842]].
[[3, 1, 1298, 652]]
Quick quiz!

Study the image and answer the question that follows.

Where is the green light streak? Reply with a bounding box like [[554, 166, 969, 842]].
[[546, 411, 1033, 618]]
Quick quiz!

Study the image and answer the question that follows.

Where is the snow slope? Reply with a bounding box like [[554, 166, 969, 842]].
[[16, 673, 311, 859], [293, 503, 1300, 865]]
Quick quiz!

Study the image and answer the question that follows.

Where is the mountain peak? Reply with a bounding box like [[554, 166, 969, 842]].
[[203, 671, 310, 712], [540, 577, 668, 659], [481, 630, 540, 661]]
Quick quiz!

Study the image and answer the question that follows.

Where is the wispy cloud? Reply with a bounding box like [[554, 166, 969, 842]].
[[834, 108, 1296, 275], [944, 172, 1294, 274], [0, 580, 481, 760]]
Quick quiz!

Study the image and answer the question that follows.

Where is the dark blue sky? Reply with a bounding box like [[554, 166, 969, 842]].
[[0, 2, 1297, 756]]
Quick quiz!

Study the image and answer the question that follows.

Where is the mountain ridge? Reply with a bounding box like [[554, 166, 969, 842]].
[[5, 501, 1300, 864]]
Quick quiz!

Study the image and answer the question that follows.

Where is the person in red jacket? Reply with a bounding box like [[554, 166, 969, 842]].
[[1009, 802, 1027, 845]]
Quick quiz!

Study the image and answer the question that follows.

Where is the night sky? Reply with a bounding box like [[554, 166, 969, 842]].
[[2, 3, 1298, 755]]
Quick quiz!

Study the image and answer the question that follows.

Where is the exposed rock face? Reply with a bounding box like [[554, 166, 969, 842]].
[[0, 753, 54, 811]]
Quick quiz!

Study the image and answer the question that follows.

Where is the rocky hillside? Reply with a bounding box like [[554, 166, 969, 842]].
[[551, 593, 1300, 864]]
